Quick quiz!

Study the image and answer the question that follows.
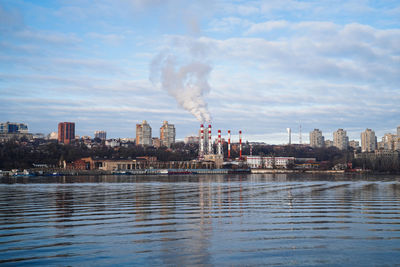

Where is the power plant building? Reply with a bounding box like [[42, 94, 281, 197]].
[[309, 129, 324, 148], [361, 128, 377, 152], [333, 129, 349, 150], [136, 120, 152, 146], [160, 121, 175, 148], [58, 122, 75, 144]]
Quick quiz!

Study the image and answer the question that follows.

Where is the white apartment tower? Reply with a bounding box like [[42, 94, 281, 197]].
[[309, 129, 324, 148], [361, 128, 377, 152], [160, 121, 175, 148], [333, 129, 349, 150], [136, 120, 152, 146]]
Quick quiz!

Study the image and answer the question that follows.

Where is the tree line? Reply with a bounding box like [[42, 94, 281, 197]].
[[1, 139, 399, 172]]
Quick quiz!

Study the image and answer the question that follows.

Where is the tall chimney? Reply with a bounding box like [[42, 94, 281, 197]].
[[218, 130, 222, 155], [200, 124, 204, 157], [287, 128, 291, 145], [228, 130, 231, 158], [208, 124, 212, 154], [239, 130, 242, 160]]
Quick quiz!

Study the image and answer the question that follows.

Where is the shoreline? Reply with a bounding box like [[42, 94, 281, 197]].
[[1, 168, 394, 177]]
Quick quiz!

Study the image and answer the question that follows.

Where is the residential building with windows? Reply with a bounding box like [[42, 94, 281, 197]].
[[325, 139, 333, 147], [349, 140, 360, 150], [94, 131, 107, 140], [58, 122, 75, 144], [160, 121, 175, 148], [361, 128, 377, 152], [382, 133, 396, 151], [0, 122, 28, 134], [184, 135, 199, 144], [309, 129, 324, 148], [136, 120, 152, 146], [333, 129, 349, 150]]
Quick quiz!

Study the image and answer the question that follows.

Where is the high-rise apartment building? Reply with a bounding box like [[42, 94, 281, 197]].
[[397, 126, 400, 137], [361, 128, 376, 152], [58, 122, 75, 144], [325, 140, 333, 147], [152, 137, 161, 148], [136, 120, 152, 146], [160, 121, 175, 148], [0, 122, 28, 134], [382, 133, 396, 151], [333, 129, 349, 150], [309, 129, 324, 148], [94, 131, 107, 140], [349, 140, 360, 150]]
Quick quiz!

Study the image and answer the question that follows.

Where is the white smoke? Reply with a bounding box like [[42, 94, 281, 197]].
[[150, 43, 212, 123]]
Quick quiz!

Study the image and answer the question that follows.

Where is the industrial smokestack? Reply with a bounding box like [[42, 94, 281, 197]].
[[239, 130, 242, 160], [208, 124, 212, 154], [218, 130, 222, 155], [200, 124, 204, 158], [228, 130, 231, 158], [287, 128, 291, 145]]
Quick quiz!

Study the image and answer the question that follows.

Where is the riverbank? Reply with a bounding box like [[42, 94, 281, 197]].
[[251, 169, 348, 174], [0, 168, 252, 177], [1, 168, 378, 178]]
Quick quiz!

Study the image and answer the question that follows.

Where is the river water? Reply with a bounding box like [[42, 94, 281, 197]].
[[1, 174, 400, 266]]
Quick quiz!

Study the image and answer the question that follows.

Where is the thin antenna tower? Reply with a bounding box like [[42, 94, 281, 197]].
[[299, 125, 302, 144]]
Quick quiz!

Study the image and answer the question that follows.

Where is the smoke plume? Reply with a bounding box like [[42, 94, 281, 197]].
[[150, 44, 212, 123]]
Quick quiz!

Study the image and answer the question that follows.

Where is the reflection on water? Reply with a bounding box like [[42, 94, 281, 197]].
[[0, 174, 400, 266]]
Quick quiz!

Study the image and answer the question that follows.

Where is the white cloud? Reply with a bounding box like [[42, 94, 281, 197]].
[[1, 0, 400, 143], [246, 20, 289, 34], [14, 29, 81, 44], [87, 32, 126, 45]]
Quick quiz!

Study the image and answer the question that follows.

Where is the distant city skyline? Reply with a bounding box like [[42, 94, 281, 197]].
[[1, 1, 399, 144], [3, 119, 400, 148]]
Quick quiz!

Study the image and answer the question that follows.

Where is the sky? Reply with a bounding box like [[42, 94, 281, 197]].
[[1, 0, 399, 144]]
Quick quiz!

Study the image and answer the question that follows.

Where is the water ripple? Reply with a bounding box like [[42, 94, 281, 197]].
[[0, 175, 400, 265]]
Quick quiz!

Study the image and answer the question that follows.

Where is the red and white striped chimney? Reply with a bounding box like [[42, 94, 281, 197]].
[[239, 130, 242, 159], [228, 130, 231, 158], [208, 124, 212, 154], [218, 130, 222, 155], [200, 124, 204, 157]]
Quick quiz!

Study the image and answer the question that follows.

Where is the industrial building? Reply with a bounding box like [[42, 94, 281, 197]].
[[198, 124, 230, 158], [246, 156, 295, 169]]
